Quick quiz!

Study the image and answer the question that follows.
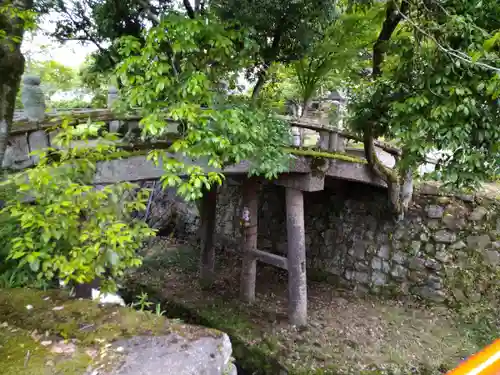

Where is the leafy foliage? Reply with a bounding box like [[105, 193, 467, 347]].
[[256, 64, 302, 112], [0, 3, 36, 44], [1, 121, 155, 291], [349, 0, 500, 197], [116, 12, 291, 200], [48, 98, 91, 109], [50, 0, 174, 73], [27, 60, 79, 97], [213, 0, 339, 98], [0, 185, 52, 290], [79, 55, 113, 107], [214, 0, 338, 65], [293, 6, 382, 114]]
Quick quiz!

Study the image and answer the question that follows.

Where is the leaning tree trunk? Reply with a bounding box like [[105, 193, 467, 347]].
[[251, 67, 269, 104], [0, 0, 32, 169], [363, 0, 413, 220]]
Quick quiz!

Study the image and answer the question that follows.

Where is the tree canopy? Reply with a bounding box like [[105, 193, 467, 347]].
[[0, 0, 497, 201], [349, 0, 500, 215], [0, 0, 498, 299]]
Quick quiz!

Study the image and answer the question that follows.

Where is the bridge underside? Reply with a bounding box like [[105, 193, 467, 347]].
[[93, 152, 385, 326], [136, 156, 383, 327]]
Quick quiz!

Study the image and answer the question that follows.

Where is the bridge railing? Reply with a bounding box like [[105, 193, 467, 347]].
[[12, 109, 400, 154], [8, 107, 401, 171], [279, 115, 401, 157]]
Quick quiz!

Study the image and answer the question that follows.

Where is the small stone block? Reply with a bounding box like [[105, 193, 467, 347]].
[[433, 230, 456, 244], [426, 205, 444, 219], [28, 130, 49, 163]]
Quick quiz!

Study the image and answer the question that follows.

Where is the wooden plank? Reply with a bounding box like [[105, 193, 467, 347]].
[[249, 249, 288, 270]]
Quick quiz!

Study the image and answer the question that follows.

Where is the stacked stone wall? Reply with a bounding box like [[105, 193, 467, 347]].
[[214, 179, 500, 303]]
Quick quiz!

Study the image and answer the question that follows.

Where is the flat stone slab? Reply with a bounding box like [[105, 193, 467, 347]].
[[108, 334, 236, 375]]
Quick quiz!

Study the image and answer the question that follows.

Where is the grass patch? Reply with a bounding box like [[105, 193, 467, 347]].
[[0, 288, 173, 345]]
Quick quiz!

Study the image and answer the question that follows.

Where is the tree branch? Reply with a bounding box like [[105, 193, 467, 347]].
[[372, 0, 409, 77], [365, 0, 409, 215], [396, 6, 500, 73], [137, 0, 160, 25], [251, 20, 285, 102], [183, 0, 195, 19]]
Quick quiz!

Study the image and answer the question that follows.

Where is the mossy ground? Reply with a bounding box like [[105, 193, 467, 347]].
[[0, 287, 214, 374], [125, 239, 482, 375], [0, 323, 92, 375]]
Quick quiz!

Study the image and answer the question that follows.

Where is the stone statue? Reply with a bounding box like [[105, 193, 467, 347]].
[[21, 75, 45, 122]]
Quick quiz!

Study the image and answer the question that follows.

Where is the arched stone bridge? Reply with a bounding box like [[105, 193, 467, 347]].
[[8, 107, 402, 327], [9, 109, 399, 188]]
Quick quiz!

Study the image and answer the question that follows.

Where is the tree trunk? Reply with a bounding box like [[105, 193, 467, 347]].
[[363, 0, 412, 218], [251, 67, 269, 103], [300, 97, 313, 118], [0, 0, 32, 169], [251, 21, 284, 104]]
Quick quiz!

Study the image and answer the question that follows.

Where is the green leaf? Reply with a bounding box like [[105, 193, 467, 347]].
[[30, 259, 40, 272]]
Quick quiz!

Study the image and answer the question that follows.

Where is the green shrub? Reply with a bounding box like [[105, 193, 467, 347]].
[[0, 200, 53, 289], [49, 98, 91, 110], [0, 120, 156, 291]]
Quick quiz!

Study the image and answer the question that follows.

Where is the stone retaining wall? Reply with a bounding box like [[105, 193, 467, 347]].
[[214, 179, 500, 303]]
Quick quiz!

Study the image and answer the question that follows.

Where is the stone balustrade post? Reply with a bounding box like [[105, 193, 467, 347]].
[[107, 86, 121, 133], [291, 127, 302, 147], [107, 85, 119, 108], [21, 75, 46, 122]]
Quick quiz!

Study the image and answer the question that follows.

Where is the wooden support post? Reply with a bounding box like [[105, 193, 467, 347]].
[[285, 187, 308, 326], [199, 185, 218, 288], [240, 178, 258, 303]]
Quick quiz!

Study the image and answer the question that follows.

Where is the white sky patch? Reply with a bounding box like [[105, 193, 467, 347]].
[[22, 14, 97, 69]]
